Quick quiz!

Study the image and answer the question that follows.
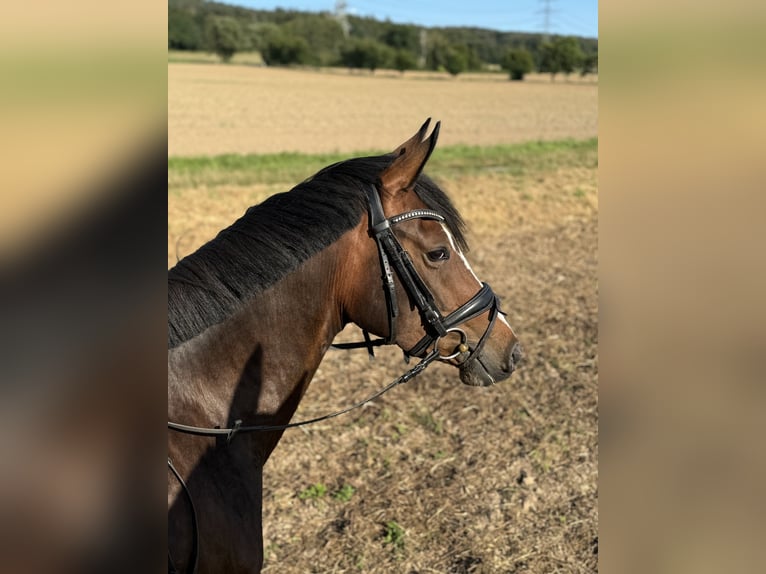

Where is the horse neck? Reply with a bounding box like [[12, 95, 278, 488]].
[[168, 240, 348, 461]]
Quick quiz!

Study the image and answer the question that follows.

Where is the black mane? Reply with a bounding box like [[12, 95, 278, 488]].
[[168, 154, 467, 348]]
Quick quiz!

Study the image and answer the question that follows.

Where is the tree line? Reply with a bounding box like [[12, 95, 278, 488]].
[[169, 0, 597, 81]]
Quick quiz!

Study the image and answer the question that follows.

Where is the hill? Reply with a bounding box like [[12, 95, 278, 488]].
[[169, 0, 597, 74]]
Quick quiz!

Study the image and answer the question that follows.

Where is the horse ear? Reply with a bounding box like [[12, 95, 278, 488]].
[[380, 120, 440, 193], [391, 117, 431, 156]]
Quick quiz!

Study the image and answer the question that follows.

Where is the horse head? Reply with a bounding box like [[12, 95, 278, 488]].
[[342, 119, 521, 386]]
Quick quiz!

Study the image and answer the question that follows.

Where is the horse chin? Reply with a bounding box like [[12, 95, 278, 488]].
[[459, 356, 499, 387]]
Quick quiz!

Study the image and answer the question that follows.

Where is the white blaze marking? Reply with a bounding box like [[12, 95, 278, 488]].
[[441, 224, 481, 287], [442, 223, 514, 332]]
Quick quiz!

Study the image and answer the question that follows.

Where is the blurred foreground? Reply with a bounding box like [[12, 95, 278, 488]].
[[0, 2, 166, 572]]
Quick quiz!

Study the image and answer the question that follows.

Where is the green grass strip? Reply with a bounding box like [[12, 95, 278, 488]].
[[168, 137, 597, 191]]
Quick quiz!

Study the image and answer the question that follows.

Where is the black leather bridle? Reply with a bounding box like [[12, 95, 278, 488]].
[[167, 184, 502, 574], [334, 185, 501, 362]]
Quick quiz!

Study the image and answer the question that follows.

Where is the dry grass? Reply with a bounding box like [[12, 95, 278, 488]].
[[168, 141, 597, 572], [168, 64, 598, 157]]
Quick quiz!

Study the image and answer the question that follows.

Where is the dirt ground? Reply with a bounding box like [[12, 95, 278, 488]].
[[168, 149, 598, 572], [168, 64, 598, 157]]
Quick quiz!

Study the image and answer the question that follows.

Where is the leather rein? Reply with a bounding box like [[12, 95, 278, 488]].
[[167, 184, 501, 573]]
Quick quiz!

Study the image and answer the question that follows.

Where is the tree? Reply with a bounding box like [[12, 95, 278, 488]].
[[261, 33, 310, 66], [581, 51, 598, 77], [538, 41, 561, 81], [460, 44, 483, 71], [393, 49, 417, 74], [538, 37, 585, 81], [426, 31, 450, 71], [283, 14, 345, 66], [502, 48, 534, 81], [554, 36, 584, 79], [205, 15, 246, 62], [382, 23, 420, 53], [246, 22, 279, 55], [169, 8, 203, 50], [340, 39, 393, 72], [444, 46, 468, 76]]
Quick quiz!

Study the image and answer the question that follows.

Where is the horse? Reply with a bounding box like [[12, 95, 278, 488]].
[[167, 119, 521, 573]]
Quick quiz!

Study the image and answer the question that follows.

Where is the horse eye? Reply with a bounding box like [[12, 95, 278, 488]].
[[426, 247, 450, 262]]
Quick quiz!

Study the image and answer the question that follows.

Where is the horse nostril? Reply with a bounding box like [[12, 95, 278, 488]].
[[507, 342, 522, 373], [511, 343, 522, 364]]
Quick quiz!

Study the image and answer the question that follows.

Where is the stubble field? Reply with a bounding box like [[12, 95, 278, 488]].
[[168, 64, 597, 157], [169, 63, 598, 573]]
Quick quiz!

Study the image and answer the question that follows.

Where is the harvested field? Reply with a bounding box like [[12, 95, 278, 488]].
[[168, 64, 598, 156], [168, 137, 598, 572]]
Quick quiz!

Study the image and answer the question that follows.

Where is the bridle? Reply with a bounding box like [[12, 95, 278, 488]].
[[167, 184, 502, 574], [353, 183, 501, 361]]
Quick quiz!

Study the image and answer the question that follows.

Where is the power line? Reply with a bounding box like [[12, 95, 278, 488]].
[[556, 13, 595, 37], [334, 0, 350, 37], [538, 0, 556, 42]]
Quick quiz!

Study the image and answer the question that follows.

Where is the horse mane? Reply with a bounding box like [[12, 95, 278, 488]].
[[168, 154, 468, 349]]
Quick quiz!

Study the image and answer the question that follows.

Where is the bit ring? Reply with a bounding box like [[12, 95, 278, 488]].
[[436, 328, 470, 360]]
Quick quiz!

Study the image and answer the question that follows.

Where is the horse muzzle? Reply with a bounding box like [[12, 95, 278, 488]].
[[459, 341, 522, 387]]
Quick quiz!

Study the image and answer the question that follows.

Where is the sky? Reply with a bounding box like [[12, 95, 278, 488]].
[[222, 0, 598, 38]]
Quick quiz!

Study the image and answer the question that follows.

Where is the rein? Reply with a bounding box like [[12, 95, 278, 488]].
[[167, 347, 440, 439]]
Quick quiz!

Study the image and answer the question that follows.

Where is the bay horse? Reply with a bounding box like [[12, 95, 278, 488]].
[[168, 120, 521, 573]]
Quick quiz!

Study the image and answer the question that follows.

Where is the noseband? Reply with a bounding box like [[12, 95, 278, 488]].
[[341, 184, 501, 363]]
